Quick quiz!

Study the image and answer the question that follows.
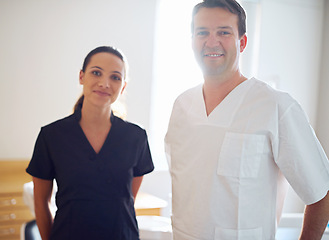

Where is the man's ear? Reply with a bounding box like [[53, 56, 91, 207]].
[[240, 34, 247, 53], [79, 70, 84, 85]]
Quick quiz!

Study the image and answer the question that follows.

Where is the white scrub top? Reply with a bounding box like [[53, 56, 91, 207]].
[[165, 78, 329, 240]]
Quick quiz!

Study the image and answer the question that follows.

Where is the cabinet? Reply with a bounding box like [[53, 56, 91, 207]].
[[0, 160, 34, 240]]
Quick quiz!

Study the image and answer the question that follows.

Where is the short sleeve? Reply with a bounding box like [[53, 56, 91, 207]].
[[275, 102, 329, 204], [133, 130, 154, 177], [26, 128, 55, 180]]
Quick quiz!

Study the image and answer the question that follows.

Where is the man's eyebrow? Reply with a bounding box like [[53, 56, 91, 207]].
[[195, 26, 233, 30], [217, 26, 234, 30]]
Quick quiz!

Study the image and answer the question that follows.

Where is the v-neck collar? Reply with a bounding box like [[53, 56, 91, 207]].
[[73, 105, 115, 157], [192, 78, 255, 126]]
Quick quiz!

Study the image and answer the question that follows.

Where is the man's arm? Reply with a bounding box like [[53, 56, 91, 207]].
[[299, 191, 329, 240]]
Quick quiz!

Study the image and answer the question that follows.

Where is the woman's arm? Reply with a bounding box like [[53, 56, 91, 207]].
[[131, 176, 143, 201], [32, 177, 54, 240]]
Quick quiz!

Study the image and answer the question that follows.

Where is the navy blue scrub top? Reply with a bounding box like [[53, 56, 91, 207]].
[[26, 106, 154, 240]]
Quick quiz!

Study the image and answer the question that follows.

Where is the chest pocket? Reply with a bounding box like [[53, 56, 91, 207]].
[[217, 133, 266, 178]]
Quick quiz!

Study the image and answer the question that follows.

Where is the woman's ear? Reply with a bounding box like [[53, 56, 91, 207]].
[[121, 81, 127, 95], [79, 70, 85, 85]]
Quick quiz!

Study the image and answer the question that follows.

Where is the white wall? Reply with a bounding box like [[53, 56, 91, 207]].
[[255, 0, 324, 125], [316, 0, 329, 157], [0, 0, 157, 159]]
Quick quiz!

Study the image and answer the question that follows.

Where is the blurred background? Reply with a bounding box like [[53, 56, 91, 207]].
[[0, 0, 329, 237]]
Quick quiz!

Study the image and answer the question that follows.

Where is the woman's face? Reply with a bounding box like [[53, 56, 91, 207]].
[[79, 52, 126, 109]]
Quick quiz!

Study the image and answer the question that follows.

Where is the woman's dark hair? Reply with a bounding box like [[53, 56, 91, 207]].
[[81, 46, 126, 73], [74, 46, 127, 111], [191, 0, 246, 38]]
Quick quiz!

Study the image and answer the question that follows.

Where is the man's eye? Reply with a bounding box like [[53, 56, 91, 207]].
[[218, 31, 230, 36], [196, 31, 209, 36], [92, 71, 101, 76]]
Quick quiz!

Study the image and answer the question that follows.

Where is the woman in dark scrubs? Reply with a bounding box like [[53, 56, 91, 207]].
[[26, 46, 154, 240]]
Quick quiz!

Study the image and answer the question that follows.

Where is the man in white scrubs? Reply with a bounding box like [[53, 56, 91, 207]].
[[165, 0, 329, 239]]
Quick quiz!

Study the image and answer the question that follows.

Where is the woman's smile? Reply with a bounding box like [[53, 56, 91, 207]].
[[93, 90, 110, 97]]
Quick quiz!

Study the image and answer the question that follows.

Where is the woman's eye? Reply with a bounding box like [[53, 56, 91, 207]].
[[111, 75, 122, 81], [92, 71, 101, 76]]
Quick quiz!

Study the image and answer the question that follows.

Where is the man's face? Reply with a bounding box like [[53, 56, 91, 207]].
[[192, 7, 246, 77]]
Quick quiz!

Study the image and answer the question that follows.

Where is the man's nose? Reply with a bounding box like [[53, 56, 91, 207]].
[[205, 33, 219, 47]]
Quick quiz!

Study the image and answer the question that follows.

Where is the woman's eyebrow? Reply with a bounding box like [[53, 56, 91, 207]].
[[90, 66, 103, 70], [90, 66, 122, 76], [112, 71, 122, 76]]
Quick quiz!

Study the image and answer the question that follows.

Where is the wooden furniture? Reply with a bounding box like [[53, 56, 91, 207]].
[[135, 192, 167, 216], [0, 160, 34, 240]]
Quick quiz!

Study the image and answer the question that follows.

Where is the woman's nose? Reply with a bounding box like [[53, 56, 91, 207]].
[[98, 77, 109, 88]]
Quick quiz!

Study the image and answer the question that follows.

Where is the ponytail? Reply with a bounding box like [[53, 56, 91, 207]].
[[73, 94, 84, 112]]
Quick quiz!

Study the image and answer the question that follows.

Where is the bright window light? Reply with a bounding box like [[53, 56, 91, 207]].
[[149, 0, 203, 170]]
